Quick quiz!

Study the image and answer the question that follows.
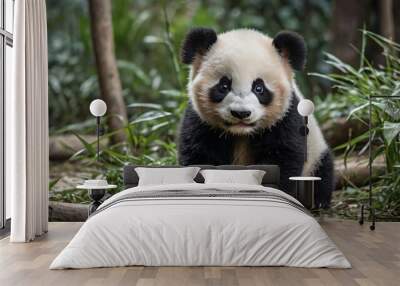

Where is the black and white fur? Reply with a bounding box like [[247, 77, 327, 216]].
[[178, 28, 334, 207]]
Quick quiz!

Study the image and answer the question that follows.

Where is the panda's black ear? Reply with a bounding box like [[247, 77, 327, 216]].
[[272, 31, 307, 71], [181, 27, 217, 64]]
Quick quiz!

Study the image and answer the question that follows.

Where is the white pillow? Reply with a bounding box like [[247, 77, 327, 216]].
[[135, 167, 200, 186], [200, 169, 266, 185]]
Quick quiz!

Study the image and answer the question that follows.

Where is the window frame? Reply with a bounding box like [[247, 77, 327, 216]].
[[0, 0, 14, 231]]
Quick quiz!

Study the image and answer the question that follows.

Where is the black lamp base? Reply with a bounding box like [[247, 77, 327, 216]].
[[294, 180, 315, 210], [359, 204, 376, 231], [88, 189, 106, 216]]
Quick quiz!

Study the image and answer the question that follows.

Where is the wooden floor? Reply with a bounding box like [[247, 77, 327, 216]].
[[0, 220, 399, 286]]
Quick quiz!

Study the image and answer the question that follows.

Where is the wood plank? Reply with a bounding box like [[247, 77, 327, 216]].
[[0, 220, 399, 286]]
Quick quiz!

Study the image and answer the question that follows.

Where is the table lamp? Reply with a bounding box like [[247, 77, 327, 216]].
[[89, 99, 107, 162], [297, 99, 315, 162]]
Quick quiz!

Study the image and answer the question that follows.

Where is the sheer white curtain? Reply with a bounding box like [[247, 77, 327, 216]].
[[7, 0, 49, 242]]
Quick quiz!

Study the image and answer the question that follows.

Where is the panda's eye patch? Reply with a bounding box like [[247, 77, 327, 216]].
[[218, 76, 231, 93], [254, 84, 263, 94], [252, 78, 273, 105], [209, 76, 232, 103]]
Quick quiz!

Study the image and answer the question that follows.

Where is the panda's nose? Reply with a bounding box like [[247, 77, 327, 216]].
[[231, 110, 251, 119]]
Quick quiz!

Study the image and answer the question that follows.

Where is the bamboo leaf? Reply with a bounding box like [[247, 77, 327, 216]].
[[334, 130, 373, 151], [150, 121, 171, 132], [127, 103, 162, 110], [347, 103, 369, 120], [143, 35, 166, 44], [55, 118, 96, 134], [49, 177, 61, 190], [71, 132, 96, 156], [383, 122, 400, 145], [130, 111, 172, 125], [159, 89, 182, 97]]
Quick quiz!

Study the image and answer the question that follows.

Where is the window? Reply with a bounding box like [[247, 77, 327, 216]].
[[0, 0, 14, 230]]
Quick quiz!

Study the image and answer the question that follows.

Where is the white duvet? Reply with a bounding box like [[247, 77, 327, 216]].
[[50, 183, 350, 269]]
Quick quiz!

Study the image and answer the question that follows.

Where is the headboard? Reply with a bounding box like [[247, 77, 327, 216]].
[[123, 165, 280, 189]]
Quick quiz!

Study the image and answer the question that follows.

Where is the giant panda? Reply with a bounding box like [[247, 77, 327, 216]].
[[178, 28, 334, 208]]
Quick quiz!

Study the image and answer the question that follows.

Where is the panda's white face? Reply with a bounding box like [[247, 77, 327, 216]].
[[188, 29, 294, 135], [212, 76, 277, 135]]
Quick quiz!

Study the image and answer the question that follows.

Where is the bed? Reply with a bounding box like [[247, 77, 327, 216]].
[[50, 165, 350, 269]]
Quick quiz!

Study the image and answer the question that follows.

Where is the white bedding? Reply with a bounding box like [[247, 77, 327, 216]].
[[50, 183, 350, 269]]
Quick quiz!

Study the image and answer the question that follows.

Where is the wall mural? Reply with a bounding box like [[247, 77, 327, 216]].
[[46, 1, 400, 222]]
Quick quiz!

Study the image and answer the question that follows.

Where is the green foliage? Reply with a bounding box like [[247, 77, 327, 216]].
[[47, 0, 98, 133], [48, 2, 400, 221], [312, 31, 400, 219], [48, 1, 332, 202], [62, 99, 180, 195], [50, 189, 90, 204], [49, 1, 185, 199]]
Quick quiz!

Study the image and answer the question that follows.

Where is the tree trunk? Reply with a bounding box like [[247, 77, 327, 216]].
[[49, 201, 88, 222], [334, 155, 386, 190], [49, 134, 109, 161], [88, 0, 127, 144], [394, 0, 400, 43], [330, 0, 365, 67], [379, 0, 394, 40], [322, 117, 368, 148]]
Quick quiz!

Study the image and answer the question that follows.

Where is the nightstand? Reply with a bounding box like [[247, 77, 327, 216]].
[[77, 184, 117, 215], [289, 176, 321, 210]]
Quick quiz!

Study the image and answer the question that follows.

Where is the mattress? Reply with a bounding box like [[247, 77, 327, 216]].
[[50, 183, 350, 269]]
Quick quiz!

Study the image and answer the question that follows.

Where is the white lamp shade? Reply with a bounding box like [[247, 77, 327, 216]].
[[90, 99, 107, 117], [297, 99, 315, 116]]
